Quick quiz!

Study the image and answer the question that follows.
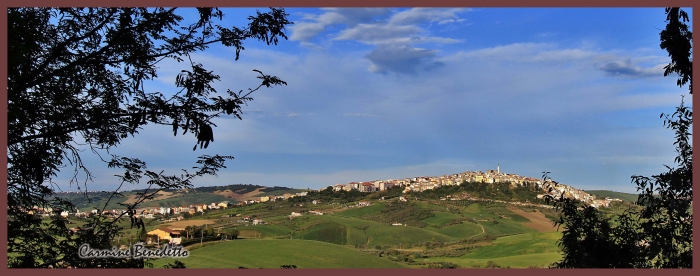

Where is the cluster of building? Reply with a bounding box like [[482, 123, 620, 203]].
[[318, 166, 622, 208], [27, 200, 236, 219], [322, 165, 541, 194]]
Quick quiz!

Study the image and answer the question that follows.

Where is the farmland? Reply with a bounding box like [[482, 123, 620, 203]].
[[150, 239, 409, 268], [59, 184, 574, 269]]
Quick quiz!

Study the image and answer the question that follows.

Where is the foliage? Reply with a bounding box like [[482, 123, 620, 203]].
[[362, 201, 435, 227], [163, 260, 187, 268], [7, 7, 292, 268], [547, 7, 692, 268]]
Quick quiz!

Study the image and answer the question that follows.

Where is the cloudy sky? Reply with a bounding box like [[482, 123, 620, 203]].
[[57, 7, 692, 194]]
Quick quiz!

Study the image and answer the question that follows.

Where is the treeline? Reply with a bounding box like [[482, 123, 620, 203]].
[[260, 186, 294, 193]]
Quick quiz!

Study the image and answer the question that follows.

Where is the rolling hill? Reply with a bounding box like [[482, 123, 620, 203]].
[[584, 190, 639, 202], [150, 239, 409, 268]]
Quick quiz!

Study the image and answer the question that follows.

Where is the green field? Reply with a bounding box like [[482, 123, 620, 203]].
[[319, 215, 455, 246], [478, 217, 535, 237], [422, 212, 462, 227], [428, 222, 484, 239], [150, 239, 409, 268], [336, 202, 387, 218], [424, 232, 563, 268], [296, 221, 347, 244], [55, 186, 570, 269], [236, 224, 292, 238]]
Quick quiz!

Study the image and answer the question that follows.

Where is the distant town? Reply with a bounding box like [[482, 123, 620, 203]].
[[46, 166, 623, 221]]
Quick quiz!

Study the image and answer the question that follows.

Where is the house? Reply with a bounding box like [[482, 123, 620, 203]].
[[147, 228, 182, 244], [312, 200, 321, 205], [218, 201, 231, 208], [360, 182, 376, 193], [357, 201, 371, 207], [252, 219, 265, 225], [289, 212, 302, 219], [260, 196, 270, 202]]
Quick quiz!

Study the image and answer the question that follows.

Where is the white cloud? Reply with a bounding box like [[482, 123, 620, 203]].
[[289, 8, 392, 42], [335, 24, 423, 44], [388, 8, 469, 26]]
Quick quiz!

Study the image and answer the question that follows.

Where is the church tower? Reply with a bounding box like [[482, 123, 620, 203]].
[[497, 164, 500, 174]]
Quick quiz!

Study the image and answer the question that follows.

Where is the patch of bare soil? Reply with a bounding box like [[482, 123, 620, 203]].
[[508, 207, 559, 232], [123, 190, 179, 205], [213, 188, 265, 202]]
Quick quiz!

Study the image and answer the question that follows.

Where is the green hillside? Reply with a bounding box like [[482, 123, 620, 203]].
[[584, 190, 639, 202], [424, 232, 563, 268], [150, 239, 409, 268]]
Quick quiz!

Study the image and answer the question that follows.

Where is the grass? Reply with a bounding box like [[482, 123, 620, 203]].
[[428, 222, 483, 239], [296, 221, 347, 244], [336, 202, 386, 218], [425, 252, 562, 268], [150, 239, 409, 268], [235, 224, 292, 238], [423, 232, 563, 268], [464, 232, 562, 259], [422, 212, 461, 227], [478, 218, 535, 237], [321, 215, 454, 246]]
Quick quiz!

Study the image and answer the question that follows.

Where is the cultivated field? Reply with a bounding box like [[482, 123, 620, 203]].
[[150, 239, 409, 268], [508, 208, 558, 232], [424, 232, 563, 268]]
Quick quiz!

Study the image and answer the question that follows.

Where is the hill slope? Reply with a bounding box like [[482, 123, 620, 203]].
[[150, 239, 408, 268], [584, 190, 639, 202]]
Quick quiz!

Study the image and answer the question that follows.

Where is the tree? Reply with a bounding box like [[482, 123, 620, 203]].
[[137, 225, 148, 242], [229, 228, 240, 240], [546, 7, 692, 268], [7, 7, 292, 268]]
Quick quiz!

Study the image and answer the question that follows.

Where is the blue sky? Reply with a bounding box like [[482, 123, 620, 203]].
[[56, 8, 692, 194]]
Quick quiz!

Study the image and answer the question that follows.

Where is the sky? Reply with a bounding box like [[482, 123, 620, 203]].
[[55, 7, 693, 194]]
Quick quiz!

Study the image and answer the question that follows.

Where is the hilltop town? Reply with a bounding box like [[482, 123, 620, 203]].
[[323, 166, 619, 208], [42, 166, 622, 222]]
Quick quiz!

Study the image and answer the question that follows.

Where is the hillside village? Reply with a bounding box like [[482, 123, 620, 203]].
[[38, 167, 623, 221], [324, 166, 620, 208]]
